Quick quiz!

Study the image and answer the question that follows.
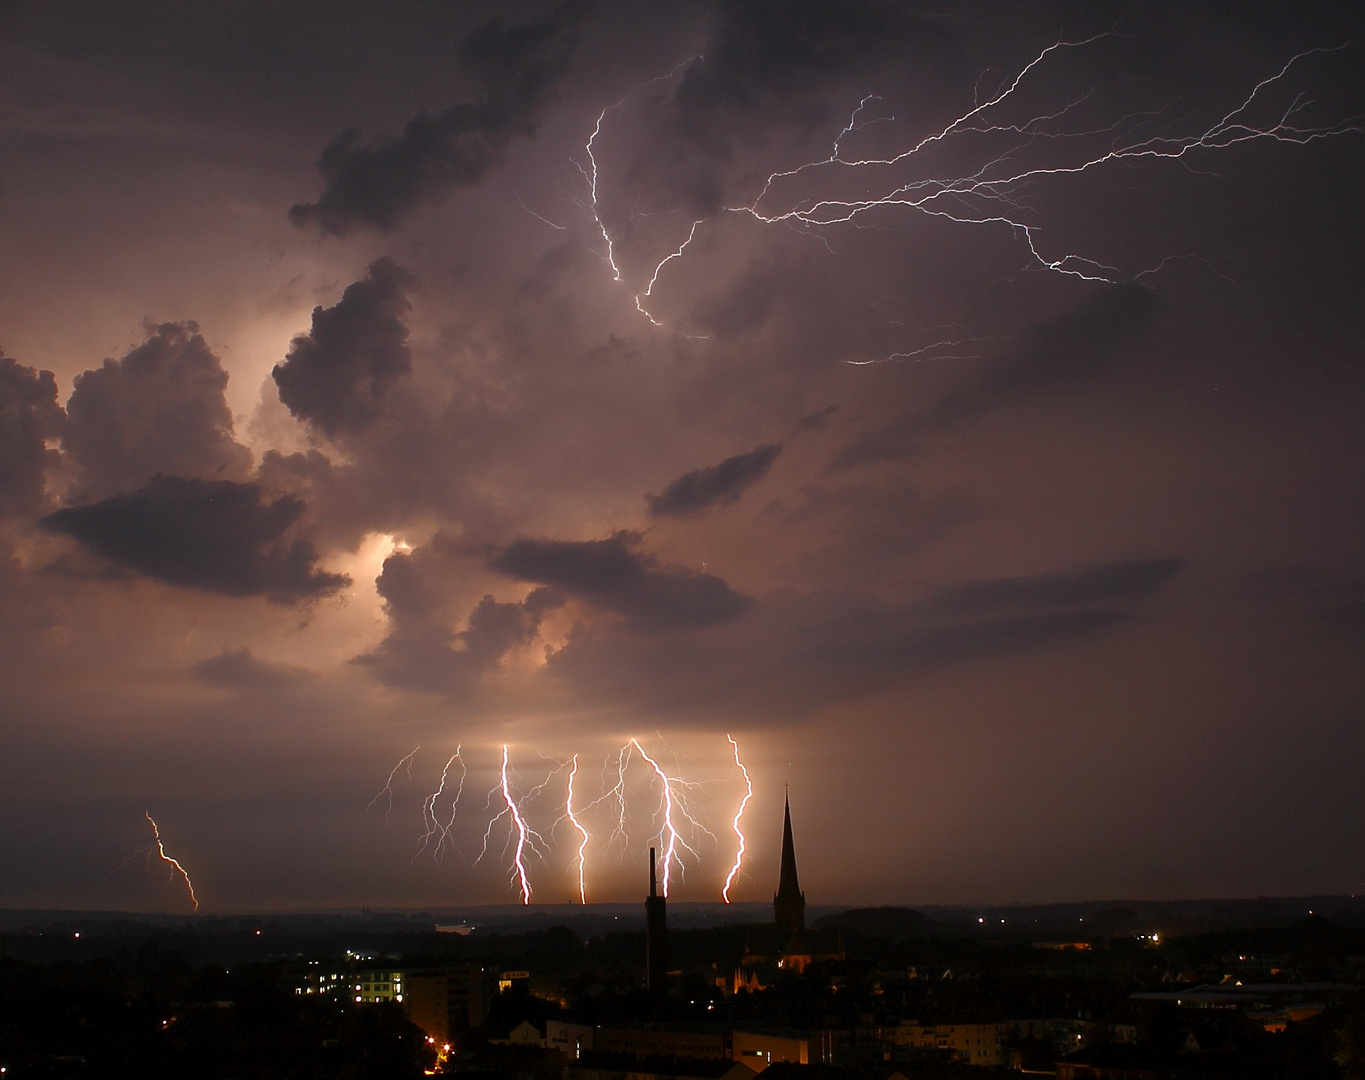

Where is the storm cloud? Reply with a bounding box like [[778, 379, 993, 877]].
[[646, 442, 782, 518], [288, 2, 586, 235], [40, 476, 347, 603], [62, 323, 252, 501], [0, 353, 64, 519], [921, 559, 1186, 618], [491, 531, 750, 632], [272, 258, 415, 439], [833, 283, 1161, 470]]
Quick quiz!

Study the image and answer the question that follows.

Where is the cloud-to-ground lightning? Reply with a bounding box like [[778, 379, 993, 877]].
[[722, 735, 753, 904], [366, 746, 419, 819], [499, 746, 534, 905], [565, 754, 590, 904], [144, 812, 198, 913], [630, 738, 715, 896], [582, 36, 1362, 357], [473, 747, 559, 903], [376, 740, 739, 902], [631, 740, 679, 895]]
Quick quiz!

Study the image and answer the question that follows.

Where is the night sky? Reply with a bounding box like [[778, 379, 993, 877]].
[[1, 0, 1363, 914]]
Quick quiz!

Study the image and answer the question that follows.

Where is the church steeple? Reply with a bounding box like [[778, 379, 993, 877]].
[[773, 789, 806, 940]]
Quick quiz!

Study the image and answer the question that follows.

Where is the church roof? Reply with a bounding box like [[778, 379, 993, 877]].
[[775, 794, 802, 901]]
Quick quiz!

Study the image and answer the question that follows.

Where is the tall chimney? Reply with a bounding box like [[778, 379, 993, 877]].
[[645, 847, 668, 993]]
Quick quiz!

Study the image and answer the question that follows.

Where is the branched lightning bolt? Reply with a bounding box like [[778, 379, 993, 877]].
[[473, 747, 556, 903], [630, 738, 714, 896], [732, 38, 1363, 294], [722, 734, 753, 904], [367, 746, 419, 819], [412, 749, 466, 864], [575, 742, 634, 854], [499, 746, 534, 905], [145, 812, 198, 913], [585, 36, 1362, 356], [575, 57, 701, 282]]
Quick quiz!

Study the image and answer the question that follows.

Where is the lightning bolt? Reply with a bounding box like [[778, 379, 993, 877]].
[[412, 748, 466, 864], [722, 734, 753, 904], [734, 38, 1363, 297], [499, 745, 534, 905], [635, 219, 705, 326], [565, 754, 590, 905], [367, 746, 419, 819], [575, 57, 701, 282], [145, 812, 198, 913], [574, 742, 634, 854], [630, 738, 714, 896], [585, 36, 1362, 357]]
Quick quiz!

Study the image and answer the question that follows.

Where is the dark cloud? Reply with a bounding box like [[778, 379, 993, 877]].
[[796, 607, 1132, 681], [0, 352, 65, 519], [646, 442, 781, 518], [288, 2, 586, 236], [491, 531, 750, 631], [271, 258, 416, 439], [598, 0, 951, 222], [832, 283, 1161, 470], [547, 558, 1183, 720], [40, 476, 347, 603], [921, 559, 1186, 618], [789, 558, 1184, 691], [62, 323, 252, 501], [797, 404, 839, 431], [688, 0, 937, 101], [191, 648, 306, 691]]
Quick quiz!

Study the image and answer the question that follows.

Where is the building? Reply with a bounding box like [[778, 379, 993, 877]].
[[592, 1028, 728, 1060], [355, 968, 404, 1004], [732, 1031, 809, 1070], [743, 791, 842, 976], [646, 846, 668, 992], [292, 961, 348, 1000], [547, 1020, 595, 1060], [404, 964, 489, 1044], [773, 794, 806, 946]]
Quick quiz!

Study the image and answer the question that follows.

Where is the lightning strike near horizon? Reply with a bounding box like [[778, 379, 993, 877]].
[[586, 36, 1362, 353], [367, 746, 419, 819], [722, 735, 753, 904], [630, 738, 714, 897], [144, 812, 198, 913], [500, 746, 534, 905], [565, 755, 590, 905]]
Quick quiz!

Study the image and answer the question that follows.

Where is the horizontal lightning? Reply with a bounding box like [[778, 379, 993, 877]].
[[578, 36, 1361, 358]]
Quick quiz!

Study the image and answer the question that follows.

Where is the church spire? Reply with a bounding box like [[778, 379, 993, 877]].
[[773, 789, 806, 939]]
